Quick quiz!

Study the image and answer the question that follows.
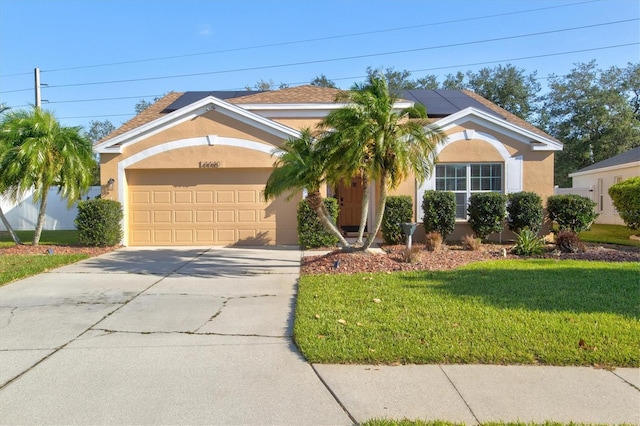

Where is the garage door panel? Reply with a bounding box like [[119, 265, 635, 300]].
[[132, 191, 151, 204], [174, 210, 193, 223], [196, 229, 214, 242], [195, 210, 213, 223], [237, 191, 256, 203], [153, 211, 172, 223], [128, 169, 279, 246], [216, 191, 234, 203], [216, 229, 235, 242], [154, 191, 171, 203], [175, 229, 194, 243], [132, 211, 151, 224], [154, 229, 172, 243], [132, 230, 151, 244], [196, 191, 213, 203], [237, 210, 256, 222]]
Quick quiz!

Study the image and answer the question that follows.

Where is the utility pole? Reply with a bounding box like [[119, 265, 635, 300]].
[[34, 67, 41, 108]]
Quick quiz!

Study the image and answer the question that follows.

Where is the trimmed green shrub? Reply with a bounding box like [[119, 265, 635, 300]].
[[512, 228, 545, 256], [297, 197, 339, 249], [75, 199, 123, 247], [382, 196, 413, 244], [422, 190, 456, 239], [608, 176, 640, 230], [507, 191, 544, 234], [467, 192, 507, 240], [547, 194, 598, 233]]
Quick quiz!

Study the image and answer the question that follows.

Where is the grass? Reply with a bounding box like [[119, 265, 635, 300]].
[[361, 421, 628, 426], [578, 224, 640, 247], [0, 254, 89, 285], [294, 260, 640, 367], [0, 230, 80, 247], [0, 230, 86, 285]]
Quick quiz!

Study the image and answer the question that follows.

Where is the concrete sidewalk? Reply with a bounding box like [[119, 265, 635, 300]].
[[0, 246, 638, 425]]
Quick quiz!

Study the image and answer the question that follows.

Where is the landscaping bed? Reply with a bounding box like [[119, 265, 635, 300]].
[[0, 243, 118, 257], [302, 243, 640, 275]]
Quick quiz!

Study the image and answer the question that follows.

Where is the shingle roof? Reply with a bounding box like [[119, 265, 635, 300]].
[[97, 86, 558, 146], [461, 90, 560, 143], [572, 146, 640, 174], [98, 91, 183, 143], [228, 85, 343, 104]]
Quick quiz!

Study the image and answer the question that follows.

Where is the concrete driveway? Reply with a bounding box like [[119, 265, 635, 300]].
[[0, 247, 352, 425]]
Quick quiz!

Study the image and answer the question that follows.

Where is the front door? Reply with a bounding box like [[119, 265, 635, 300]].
[[336, 177, 363, 234]]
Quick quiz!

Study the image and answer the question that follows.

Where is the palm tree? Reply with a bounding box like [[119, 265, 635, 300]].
[[0, 103, 22, 244], [319, 75, 446, 250], [0, 108, 96, 245], [264, 128, 350, 248]]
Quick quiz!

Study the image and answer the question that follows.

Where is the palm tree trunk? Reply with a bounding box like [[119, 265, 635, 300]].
[[306, 191, 351, 249], [362, 173, 388, 251], [32, 189, 49, 246], [356, 174, 369, 245], [0, 206, 21, 245]]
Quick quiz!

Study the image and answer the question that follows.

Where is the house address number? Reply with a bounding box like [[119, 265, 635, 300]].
[[199, 161, 220, 168]]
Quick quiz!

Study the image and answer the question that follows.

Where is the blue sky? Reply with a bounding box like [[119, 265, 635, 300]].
[[1, 0, 638, 131]]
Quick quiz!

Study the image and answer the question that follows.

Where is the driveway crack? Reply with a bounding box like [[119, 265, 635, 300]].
[[0, 307, 18, 330]]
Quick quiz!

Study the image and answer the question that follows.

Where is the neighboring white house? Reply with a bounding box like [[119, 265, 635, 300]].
[[562, 147, 640, 225], [0, 186, 101, 231]]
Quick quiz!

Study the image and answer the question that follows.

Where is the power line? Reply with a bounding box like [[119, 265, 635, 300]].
[[19, 41, 637, 111], [53, 42, 637, 121], [41, 18, 638, 90], [0, 0, 598, 77]]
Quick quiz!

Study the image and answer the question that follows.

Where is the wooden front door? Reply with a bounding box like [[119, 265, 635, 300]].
[[336, 177, 363, 233]]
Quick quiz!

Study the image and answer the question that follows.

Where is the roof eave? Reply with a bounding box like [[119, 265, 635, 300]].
[[569, 160, 640, 177], [94, 96, 301, 154], [436, 107, 563, 151]]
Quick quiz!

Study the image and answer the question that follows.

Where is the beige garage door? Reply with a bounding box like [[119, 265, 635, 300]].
[[127, 169, 277, 246]]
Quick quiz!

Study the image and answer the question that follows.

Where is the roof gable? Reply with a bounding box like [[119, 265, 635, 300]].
[[435, 106, 562, 151], [94, 95, 301, 154]]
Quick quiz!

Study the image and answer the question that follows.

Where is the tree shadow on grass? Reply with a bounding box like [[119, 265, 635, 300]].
[[400, 260, 640, 318]]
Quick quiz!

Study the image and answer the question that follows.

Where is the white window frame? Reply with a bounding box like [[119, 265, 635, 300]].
[[435, 163, 504, 220]]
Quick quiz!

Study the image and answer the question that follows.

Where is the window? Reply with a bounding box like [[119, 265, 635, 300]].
[[436, 163, 503, 219]]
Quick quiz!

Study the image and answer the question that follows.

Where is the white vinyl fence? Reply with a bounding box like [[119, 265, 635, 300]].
[[0, 186, 101, 231], [553, 185, 595, 201]]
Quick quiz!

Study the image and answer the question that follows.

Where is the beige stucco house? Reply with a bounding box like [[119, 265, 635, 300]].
[[567, 146, 640, 225], [94, 86, 562, 246]]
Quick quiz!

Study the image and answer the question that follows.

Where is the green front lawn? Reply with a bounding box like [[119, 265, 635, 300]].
[[0, 254, 89, 285], [579, 224, 640, 247], [362, 421, 621, 426], [0, 230, 80, 247], [295, 260, 640, 367], [0, 230, 87, 286]]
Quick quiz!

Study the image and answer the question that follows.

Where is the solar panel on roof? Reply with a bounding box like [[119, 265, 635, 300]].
[[400, 90, 505, 119], [163, 91, 264, 112]]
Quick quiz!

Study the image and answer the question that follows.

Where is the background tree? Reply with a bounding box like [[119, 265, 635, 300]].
[[539, 61, 640, 186], [0, 108, 96, 245], [245, 79, 288, 91], [442, 65, 540, 120], [310, 74, 337, 88], [134, 92, 173, 114], [85, 119, 115, 186], [86, 119, 115, 143]]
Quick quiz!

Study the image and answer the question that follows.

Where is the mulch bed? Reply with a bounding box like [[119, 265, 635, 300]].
[[302, 243, 640, 275], [0, 244, 119, 257]]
